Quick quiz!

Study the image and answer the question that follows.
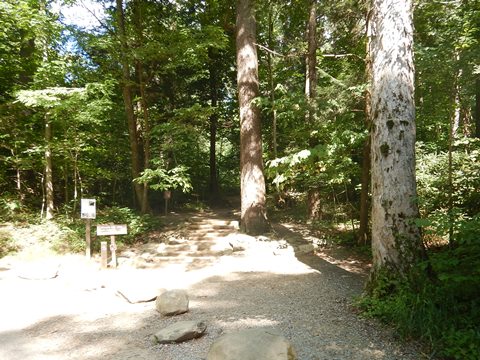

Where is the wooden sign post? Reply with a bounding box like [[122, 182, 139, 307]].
[[97, 224, 127, 269], [80, 199, 96, 259], [100, 241, 108, 269]]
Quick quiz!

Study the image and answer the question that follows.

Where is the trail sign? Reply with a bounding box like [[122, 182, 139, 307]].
[[96, 224, 127, 269], [81, 199, 96, 219], [97, 224, 128, 236]]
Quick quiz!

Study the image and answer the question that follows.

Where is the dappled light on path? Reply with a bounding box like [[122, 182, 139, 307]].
[[0, 210, 419, 360]]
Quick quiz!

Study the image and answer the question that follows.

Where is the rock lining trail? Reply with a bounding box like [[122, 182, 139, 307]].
[[0, 210, 422, 360]]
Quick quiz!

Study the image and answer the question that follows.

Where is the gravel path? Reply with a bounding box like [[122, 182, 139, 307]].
[[0, 213, 422, 360]]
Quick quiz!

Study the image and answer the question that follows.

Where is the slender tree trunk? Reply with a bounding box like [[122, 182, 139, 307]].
[[116, 0, 143, 208], [236, 0, 269, 235], [305, 0, 321, 220], [73, 152, 78, 215], [267, 4, 277, 159], [138, 60, 150, 214], [358, 136, 371, 244], [44, 113, 54, 219], [132, 0, 150, 214], [369, 0, 425, 276], [448, 62, 462, 245], [305, 0, 317, 107], [209, 51, 220, 201], [358, 7, 373, 245], [475, 77, 480, 138]]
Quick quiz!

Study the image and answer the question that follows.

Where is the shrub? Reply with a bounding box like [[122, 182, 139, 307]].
[[0, 229, 18, 257], [358, 215, 480, 359]]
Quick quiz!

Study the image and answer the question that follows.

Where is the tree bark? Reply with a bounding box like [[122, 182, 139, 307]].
[[44, 112, 54, 219], [358, 7, 373, 245], [369, 0, 424, 276], [358, 135, 371, 244], [133, 1, 150, 214], [116, 0, 143, 208], [307, 190, 322, 220], [475, 77, 480, 138], [236, 0, 269, 235], [305, 0, 321, 220], [267, 4, 277, 159], [305, 0, 317, 106]]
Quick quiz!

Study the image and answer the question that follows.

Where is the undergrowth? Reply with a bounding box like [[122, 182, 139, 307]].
[[0, 206, 163, 256], [358, 215, 480, 359], [57, 206, 164, 253]]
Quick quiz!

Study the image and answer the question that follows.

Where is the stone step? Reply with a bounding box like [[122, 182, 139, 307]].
[[188, 219, 239, 227]]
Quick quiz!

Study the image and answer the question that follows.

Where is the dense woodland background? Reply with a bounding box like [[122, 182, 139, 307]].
[[0, 0, 479, 358]]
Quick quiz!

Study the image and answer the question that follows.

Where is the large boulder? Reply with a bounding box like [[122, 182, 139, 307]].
[[155, 289, 189, 316], [152, 320, 207, 344], [207, 328, 297, 360]]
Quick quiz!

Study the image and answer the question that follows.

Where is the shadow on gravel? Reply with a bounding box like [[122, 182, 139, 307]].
[[0, 209, 417, 360], [0, 267, 418, 360]]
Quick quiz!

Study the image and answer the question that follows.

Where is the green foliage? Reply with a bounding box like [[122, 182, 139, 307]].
[[0, 229, 18, 257], [134, 165, 193, 193], [359, 216, 480, 359], [0, 195, 23, 222], [94, 206, 163, 245], [417, 138, 480, 217]]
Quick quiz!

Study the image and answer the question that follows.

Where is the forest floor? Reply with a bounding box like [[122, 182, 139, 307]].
[[0, 207, 424, 360]]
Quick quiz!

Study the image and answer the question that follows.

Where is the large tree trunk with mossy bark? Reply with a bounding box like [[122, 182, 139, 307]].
[[236, 0, 269, 235], [369, 0, 425, 278]]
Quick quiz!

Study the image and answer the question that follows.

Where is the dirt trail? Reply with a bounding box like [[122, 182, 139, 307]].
[[0, 209, 421, 360]]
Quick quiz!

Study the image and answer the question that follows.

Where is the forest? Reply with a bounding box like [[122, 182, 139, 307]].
[[0, 0, 479, 358]]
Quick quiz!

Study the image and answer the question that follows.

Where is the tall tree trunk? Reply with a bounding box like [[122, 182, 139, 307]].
[[305, 0, 317, 107], [358, 136, 371, 244], [267, 3, 277, 159], [447, 62, 462, 245], [209, 51, 220, 201], [137, 60, 150, 214], [305, 0, 321, 220], [358, 7, 373, 245], [44, 113, 54, 219], [369, 0, 424, 276], [236, 0, 269, 235], [133, 1, 150, 214], [475, 77, 480, 138], [116, 0, 143, 208]]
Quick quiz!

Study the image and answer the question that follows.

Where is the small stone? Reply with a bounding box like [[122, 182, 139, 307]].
[[152, 320, 207, 344], [155, 289, 189, 316], [207, 328, 297, 360]]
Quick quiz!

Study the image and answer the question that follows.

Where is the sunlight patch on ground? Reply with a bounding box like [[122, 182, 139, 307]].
[[315, 250, 370, 275], [214, 316, 279, 331]]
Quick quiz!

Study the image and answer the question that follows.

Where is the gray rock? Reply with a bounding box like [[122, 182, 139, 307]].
[[294, 244, 315, 255], [155, 289, 189, 316], [152, 320, 207, 344], [207, 328, 297, 360]]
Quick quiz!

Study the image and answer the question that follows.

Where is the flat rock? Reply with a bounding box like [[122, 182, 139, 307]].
[[294, 244, 315, 255], [155, 289, 189, 316], [207, 328, 297, 360], [152, 320, 207, 344]]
